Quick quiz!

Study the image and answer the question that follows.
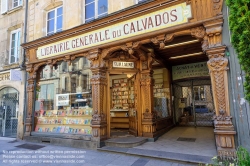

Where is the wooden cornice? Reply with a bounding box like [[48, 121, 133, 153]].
[[21, 0, 186, 49]]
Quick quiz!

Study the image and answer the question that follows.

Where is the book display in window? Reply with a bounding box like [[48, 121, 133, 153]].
[[34, 107, 92, 135]]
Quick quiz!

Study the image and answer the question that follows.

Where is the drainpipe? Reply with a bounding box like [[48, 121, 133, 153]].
[[21, 0, 28, 139]]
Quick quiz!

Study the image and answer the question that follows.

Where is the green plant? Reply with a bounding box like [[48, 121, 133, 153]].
[[226, 0, 250, 101], [237, 146, 250, 166], [207, 147, 250, 166]]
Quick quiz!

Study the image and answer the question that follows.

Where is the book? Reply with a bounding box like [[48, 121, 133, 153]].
[[64, 126, 69, 133], [56, 126, 61, 133], [52, 127, 57, 132], [60, 126, 65, 133]]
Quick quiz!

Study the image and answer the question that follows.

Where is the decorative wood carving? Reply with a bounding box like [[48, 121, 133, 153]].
[[25, 72, 37, 136], [204, 18, 236, 158], [151, 34, 175, 49], [87, 48, 108, 140], [25, 50, 30, 63], [191, 26, 206, 39], [26, 64, 33, 73], [87, 48, 106, 69], [64, 55, 71, 65], [91, 111, 106, 125], [213, 0, 223, 16], [121, 41, 142, 55], [143, 109, 157, 120], [202, 36, 209, 51], [206, 46, 229, 115], [213, 110, 234, 130], [140, 70, 154, 117], [203, 19, 223, 48]]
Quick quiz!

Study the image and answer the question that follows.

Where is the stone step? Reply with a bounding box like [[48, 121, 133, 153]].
[[98, 146, 212, 164], [104, 137, 148, 148]]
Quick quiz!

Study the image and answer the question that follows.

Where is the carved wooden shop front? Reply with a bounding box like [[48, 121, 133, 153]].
[[22, 0, 236, 157]]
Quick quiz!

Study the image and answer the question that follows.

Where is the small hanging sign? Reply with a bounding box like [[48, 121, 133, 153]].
[[113, 61, 134, 68]]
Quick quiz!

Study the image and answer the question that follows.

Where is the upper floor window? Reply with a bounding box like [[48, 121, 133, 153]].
[[85, 0, 107, 23], [136, 0, 147, 4], [13, 0, 22, 8], [9, 29, 21, 64], [47, 6, 63, 35], [1, 0, 22, 14]]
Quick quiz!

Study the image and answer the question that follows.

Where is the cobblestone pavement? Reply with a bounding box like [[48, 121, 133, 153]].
[[0, 138, 196, 166]]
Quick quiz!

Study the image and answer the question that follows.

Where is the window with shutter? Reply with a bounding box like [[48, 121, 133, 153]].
[[9, 29, 21, 64], [12, 0, 22, 8], [1, 0, 8, 14]]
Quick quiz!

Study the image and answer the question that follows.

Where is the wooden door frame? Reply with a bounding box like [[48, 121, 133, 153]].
[[107, 69, 139, 138]]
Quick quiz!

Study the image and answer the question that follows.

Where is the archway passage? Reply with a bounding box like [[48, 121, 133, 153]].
[[104, 33, 217, 157], [0, 87, 19, 137], [133, 34, 217, 157]]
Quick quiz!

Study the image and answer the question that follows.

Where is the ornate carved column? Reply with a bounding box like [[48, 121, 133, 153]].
[[24, 64, 36, 136], [87, 49, 108, 145], [139, 52, 156, 137], [204, 19, 236, 158]]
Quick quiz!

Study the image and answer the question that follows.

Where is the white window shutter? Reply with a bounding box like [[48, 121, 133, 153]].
[[1, 0, 8, 14]]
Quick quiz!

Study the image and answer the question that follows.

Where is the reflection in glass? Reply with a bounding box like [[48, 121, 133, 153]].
[[34, 57, 93, 135]]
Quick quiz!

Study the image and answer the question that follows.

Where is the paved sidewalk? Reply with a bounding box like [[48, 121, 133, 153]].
[[0, 137, 196, 166]]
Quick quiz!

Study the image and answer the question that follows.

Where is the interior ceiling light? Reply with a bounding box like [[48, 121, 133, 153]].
[[169, 52, 203, 59], [164, 39, 199, 48]]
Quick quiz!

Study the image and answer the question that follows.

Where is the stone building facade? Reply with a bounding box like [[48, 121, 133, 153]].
[[0, 0, 27, 139]]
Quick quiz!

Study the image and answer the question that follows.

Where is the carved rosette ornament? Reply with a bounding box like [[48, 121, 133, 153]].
[[91, 111, 106, 125], [191, 26, 206, 39], [151, 34, 174, 49], [213, 110, 234, 130], [121, 41, 142, 55], [143, 109, 157, 120]]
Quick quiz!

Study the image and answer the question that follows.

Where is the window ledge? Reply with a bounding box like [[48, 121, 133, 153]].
[[3, 63, 20, 70], [6, 5, 23, 15]]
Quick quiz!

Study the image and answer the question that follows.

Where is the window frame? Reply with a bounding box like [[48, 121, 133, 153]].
[[9, 28, 21, 64], [46, 6, 63, 36], [84, 0, 108, 23], [12, 0, 22, 9], [135, 0, 147, 4]]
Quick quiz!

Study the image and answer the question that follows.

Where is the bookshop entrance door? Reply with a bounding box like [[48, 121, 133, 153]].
[[109, 74, 138, 137]]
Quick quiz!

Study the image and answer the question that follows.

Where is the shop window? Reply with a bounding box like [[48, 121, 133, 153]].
[[153, 68, 171, 118], [34, 57, 93, 135], [85, 0, 107, 23], [9, 29, 21, 64], [1, 0, 22, 14], [47, 6, 63, 35]]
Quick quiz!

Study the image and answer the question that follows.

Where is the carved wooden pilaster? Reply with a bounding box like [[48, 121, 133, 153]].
[[140, 69, 156, 137], [25, 69, 36, 136], [204, 19, 236, 158], [87, 49, 107, 143]]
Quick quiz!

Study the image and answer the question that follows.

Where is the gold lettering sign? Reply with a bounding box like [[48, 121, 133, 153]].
[[37, 2, 192, 59], [0, 72, 10, 81], [172, 62, 209, 80]]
